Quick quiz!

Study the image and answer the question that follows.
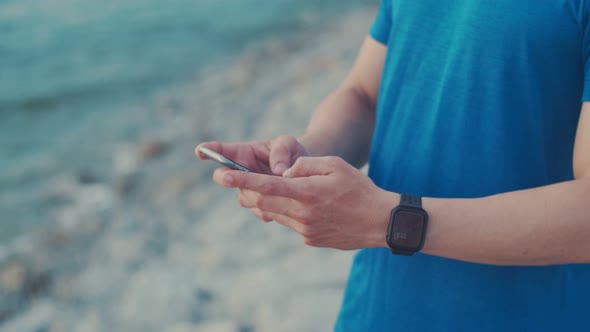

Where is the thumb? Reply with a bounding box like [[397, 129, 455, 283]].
[[269, 135, 298, 175], [283, 156, 342, 178]]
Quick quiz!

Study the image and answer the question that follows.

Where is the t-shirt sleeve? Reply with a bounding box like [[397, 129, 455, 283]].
[[582, 4, 590, 101], [369, 0, 392, 45]]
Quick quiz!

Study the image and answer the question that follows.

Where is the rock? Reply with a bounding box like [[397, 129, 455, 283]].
[[138, 140, 168, 161], [74, 310, 103, 332], [41, 230, 72, 250], [48, 319, 67, 332], [0, 260, 52, 326], [0, 259, 51, 298], [76, 170, 98, 184], [166, 321, 252, 332], [113, 144, 143, 195], [0, 300, 55, 332], [113, 264, 201, 330], [196, 321, 240, 332], [113, 145, 140, 177], [262, 40, 289, 56], [230, 56, 254, 88], [22, 271, 51, 299], [42, 175, 78, 206], [0, 262, 26, 293], [196, 288, 214, 303], [0, 307, 15, 324], [0, 261, 29, 324], [113, 173, 138, 195], [76, 184, 114, 211], [162, 322, 198, 332], [152, 173, 195, 205]]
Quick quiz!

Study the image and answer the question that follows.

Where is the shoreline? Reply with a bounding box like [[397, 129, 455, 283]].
[[1, 8, 376, 332]]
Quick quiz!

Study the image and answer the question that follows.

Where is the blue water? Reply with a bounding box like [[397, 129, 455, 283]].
[[0, 0, 374, 243]]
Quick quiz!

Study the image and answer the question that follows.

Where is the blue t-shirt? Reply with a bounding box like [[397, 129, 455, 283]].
[[335, 1, 590, 331]]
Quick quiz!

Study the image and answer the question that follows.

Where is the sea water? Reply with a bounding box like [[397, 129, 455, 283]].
[[0, 0, 375, 244]]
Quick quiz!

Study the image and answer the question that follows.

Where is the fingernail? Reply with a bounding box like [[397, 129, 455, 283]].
[[282, 168, 293, 177], [274, 162, 287, 174], [224, 173, 234, 185]]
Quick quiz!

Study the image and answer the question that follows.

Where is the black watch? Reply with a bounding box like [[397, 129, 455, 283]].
[[386, 194, 429, 256]]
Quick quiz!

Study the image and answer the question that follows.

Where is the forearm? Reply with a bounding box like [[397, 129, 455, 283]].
[[299, 84, 375, 168], [418, 178, 590, 265]]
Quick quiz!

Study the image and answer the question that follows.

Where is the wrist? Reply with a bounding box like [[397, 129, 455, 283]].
[[297, 134, 320, 157], [368, 189, 400, 248], [419, 196, 438, 255]]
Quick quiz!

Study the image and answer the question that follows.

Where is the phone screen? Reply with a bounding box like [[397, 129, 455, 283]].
[[198, 146, 254, 173]]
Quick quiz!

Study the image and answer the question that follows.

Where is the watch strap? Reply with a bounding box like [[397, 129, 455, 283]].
[[400, 194, 422, 209], [392, 248, 414, 256]]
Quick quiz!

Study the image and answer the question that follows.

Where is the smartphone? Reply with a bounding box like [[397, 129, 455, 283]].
[[198, 146, 254, 173]]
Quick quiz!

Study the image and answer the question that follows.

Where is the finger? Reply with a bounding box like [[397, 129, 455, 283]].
[[239, 189, 303, 219], [251, 208, 273, 222], [239, 190, 302, 229], [220, 170, 304, 199], [238, 189, 256, 208], [238, 191, 278, 222], [266, 211, 306, 234], [239, 192, 306, 234], [195, 142, 221, 160], [195, 141, 243, 160], [283, 156, 345, 178], [269, 135, 297, 175], [212, 167, 233, 187]]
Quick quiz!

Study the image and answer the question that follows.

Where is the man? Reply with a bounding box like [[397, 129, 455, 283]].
[[196, 1, 590, 331]]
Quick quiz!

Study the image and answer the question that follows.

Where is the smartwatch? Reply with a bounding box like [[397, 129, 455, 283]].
[[386, 194, 429, 256]]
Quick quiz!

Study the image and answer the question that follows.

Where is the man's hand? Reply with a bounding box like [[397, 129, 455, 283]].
[[213, 156, 395, 250], [196, 135, 308, 175], [196, 36, 389, 250]]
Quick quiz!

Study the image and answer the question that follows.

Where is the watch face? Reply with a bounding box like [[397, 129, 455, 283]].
[[390, 210, 426, 250]]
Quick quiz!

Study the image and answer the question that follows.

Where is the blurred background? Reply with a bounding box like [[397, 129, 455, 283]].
[[0, 0, 377, 331]]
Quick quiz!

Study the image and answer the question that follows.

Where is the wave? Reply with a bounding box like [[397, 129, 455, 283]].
[[0, 73, 175, 114]]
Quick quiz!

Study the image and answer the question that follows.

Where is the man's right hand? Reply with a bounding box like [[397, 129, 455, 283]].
[[195, 135, 309, 176]]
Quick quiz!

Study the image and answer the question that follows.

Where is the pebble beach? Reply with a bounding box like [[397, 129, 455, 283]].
[[0, 8, 376, 332]]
